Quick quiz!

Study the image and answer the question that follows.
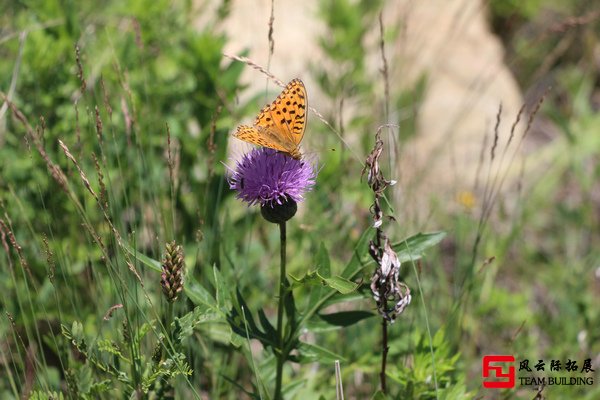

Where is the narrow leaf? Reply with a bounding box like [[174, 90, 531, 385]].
[[121, 241, 162, 272], [296, 342, 345, 364], [185, 277, 218, 311], [371, 391, 391, 400], [393, 231, 446, 263], [257, 309, 277, 338], [213, 264, 232, 308], [341, 228, 371, 278], [321, 275, 359, 294], [316, 242, 331, 278], [283, 279, 298, 334], [306, 310, 375, 332], [318, 310, 375, 327]]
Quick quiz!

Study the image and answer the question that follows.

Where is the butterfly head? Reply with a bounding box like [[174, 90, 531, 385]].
[[288, 148, 302, 160]]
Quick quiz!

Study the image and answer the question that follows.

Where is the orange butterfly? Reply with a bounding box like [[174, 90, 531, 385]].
[[234, 79, 307, 160]]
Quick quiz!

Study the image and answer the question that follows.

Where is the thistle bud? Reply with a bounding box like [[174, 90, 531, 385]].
[[261, 197, 298, 224]]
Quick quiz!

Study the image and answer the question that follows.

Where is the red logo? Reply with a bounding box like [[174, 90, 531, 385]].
[[483, 355, 515, 388]]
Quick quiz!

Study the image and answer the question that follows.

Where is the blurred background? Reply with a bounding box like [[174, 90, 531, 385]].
[[1, 0, 599, 398]]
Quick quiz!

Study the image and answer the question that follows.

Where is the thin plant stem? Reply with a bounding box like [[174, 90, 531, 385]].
[[166, 302, 174, 342], [380, 318, 388, 393], [161, 301, 175, 398], [274, 221, 287, 400]]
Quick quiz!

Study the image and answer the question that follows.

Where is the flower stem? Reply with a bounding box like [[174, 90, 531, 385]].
[[274, 221, 287, 400], [380, 318, 388, 393], [166, 302, 174, 341]]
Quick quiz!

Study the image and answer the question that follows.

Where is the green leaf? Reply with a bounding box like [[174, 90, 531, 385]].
[[138, 321, 154, 342], [393, 231, 446, 263], [341, 228, 371, 278], [321, 275, 359, 294], [71, 321, 84, 342], [306, 310, 375, 332], [289, 270, 321, 286], [221, 375, 256, 398], [77, 364, 93, 394], [227, 290, 277, 349], [318, 310, 375, 327], [120, 241, 162, 273], [292, 270, 358, 295], [257, 309, 277, 338], [230, 290, 260, 335], [296, 342, 345, 364], [316, 242, 331, 278], [371, 391, 390, 400], [29, 391, 65, 400], [90, 380, 112, 395], [319, 291, 368, 309], [97, 339, 123, 357], [177, 306, 225, 340], [213, 264, 232, 308], [282, 379, 308, 399], [305, 277, 327, 316], [200, 322, 236, 346], [283, 279, 298, 334], [185, 277, 218, 311]]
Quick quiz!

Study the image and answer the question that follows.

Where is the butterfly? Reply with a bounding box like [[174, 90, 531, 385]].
[[234, 78, 307, 160]]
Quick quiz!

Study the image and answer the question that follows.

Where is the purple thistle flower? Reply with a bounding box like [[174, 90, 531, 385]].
[[229, 148, 317, 208]]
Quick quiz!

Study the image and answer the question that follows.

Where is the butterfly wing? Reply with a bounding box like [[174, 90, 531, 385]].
[[234, 125, 293, 154], [254, 79, 307, 149], [234, 79, 307, 158]]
